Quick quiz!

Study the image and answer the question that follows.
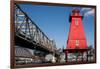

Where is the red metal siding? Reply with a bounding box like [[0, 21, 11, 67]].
[[67, 10, 87, 49]]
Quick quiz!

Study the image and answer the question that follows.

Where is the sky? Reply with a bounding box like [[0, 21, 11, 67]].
[[18, 4, 95, 49]]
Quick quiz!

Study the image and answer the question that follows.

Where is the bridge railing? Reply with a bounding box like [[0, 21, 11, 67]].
[[14, 4, 56, 52]]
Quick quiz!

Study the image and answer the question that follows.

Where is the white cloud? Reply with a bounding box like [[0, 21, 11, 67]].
[[84, 9, 95, 16], [81, 8, 92, 11], [81, 8, 94, 17]]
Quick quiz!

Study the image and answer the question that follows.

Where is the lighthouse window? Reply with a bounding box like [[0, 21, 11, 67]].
[[75, 18, 78, 26], [75, 40, 79, 46]]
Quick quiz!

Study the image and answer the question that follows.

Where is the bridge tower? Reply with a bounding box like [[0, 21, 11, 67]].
[[65, 9, 88, 62]]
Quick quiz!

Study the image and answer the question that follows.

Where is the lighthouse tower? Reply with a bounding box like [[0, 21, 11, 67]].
[[65, 9, 88, 62], [67, 9, 87, 49]]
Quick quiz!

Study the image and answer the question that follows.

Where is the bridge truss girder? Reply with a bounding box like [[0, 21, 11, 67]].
[[14, 4, 58, 54]]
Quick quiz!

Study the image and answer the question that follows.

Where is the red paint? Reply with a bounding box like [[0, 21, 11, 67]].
[[67, 9, 87, 49]]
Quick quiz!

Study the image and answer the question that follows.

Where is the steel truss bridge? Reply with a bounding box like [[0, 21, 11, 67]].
[[14, 4, 59, 64]]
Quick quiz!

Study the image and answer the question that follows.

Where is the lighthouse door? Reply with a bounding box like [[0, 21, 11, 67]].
[[75, 40, 79, 48]]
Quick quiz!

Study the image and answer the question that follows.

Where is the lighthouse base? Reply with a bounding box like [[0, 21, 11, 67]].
[[63, 49, 93, 63]]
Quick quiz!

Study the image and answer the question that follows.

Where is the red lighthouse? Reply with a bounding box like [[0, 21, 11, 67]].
[[65, 9, 88, 62], [67, 9, 87, 49]]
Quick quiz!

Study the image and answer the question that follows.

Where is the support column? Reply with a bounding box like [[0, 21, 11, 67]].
[[86, 51, 88, 62], [82, 52, 84, 62], [66, 51, 68, 63], [76, 52, 78, 62]]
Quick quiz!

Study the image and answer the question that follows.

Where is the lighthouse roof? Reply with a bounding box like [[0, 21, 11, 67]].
[[72, 9, 80, 13]]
